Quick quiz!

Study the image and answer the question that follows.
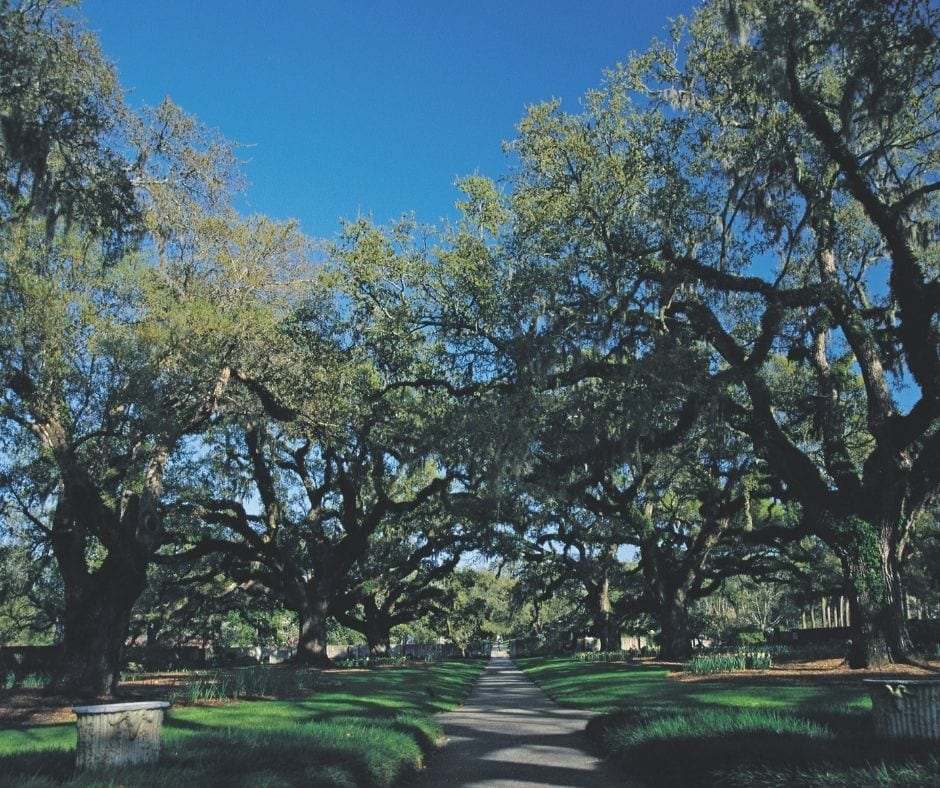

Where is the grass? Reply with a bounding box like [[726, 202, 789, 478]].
[[515, 656, 940, 787], [0, 659, 485, 787]]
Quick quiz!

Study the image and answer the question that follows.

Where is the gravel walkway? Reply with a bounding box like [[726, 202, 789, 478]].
[[415, 655, 638, 787]]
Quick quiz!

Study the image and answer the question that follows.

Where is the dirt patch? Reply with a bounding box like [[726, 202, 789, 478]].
[[0, 673, 199, 728], [0, 689, 77, 727]]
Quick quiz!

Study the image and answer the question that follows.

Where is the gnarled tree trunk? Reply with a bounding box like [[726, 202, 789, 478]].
[[366, 629, 391, 658], [362, 601, 393, 658], [658, 592, 693, 661], [295, 593, 332, 668], [50, 486, 154, 698], [587, 576, 617, 652], [838, 516, 913, 669], [56, 573, 145, 697]]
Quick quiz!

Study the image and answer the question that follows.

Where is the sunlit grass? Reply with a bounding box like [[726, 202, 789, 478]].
[[515, 656, 676, 712], [516, 657, 937, 787], [0, 659, 485, 787]]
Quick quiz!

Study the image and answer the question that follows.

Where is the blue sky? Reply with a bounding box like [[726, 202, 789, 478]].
[[81, 0, 697, 238]]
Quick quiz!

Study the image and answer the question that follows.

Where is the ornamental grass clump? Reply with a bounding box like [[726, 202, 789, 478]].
[[685, 651, 772, 674], [228, 665, 320, 697], [604, 707, 831, 748], [574, 650, 634, 663], [177, 666, 320, 703]]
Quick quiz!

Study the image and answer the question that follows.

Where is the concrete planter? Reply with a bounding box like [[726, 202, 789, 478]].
[[864, 679, 940, 741], [72, 700, 171, 771]]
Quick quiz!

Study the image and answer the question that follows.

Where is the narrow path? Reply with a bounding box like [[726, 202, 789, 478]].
[[415, 655, 638, 787]]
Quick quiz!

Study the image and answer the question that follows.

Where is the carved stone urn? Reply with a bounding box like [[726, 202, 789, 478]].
[[863, 679, 940, 741], [72, 700, 171, 771]]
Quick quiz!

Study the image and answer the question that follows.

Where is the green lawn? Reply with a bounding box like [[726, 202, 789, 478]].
[[515, 657, 939, 787], [0, 660, 485, 788]]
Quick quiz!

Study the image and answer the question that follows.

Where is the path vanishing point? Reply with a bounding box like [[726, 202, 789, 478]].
[[415, 654, 640, 787]]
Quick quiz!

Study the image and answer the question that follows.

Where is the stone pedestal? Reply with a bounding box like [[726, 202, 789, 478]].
[[72, 700, 170, 771], [864, 679, 940, 741]]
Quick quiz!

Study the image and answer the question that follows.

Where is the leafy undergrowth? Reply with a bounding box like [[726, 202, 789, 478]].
[[516, 657, 939, 787], [0, 659, 485, 787]]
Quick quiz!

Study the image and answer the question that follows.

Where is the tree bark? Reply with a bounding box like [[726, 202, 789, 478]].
[[840, 527, 913, 669], [360, 598, 393, 657], [366, 628, 391, 658], [294, 593, 332, 668], [587, 576, 617, 651], [53, 560, 147, 698], [658, 593, 693, 661], [49, 484, 151, 698]]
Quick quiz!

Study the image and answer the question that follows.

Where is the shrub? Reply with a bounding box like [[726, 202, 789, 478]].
[[1, 671, 51, 689], [735, 630, 768, 647]]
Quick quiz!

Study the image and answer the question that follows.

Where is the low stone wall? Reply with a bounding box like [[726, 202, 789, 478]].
[[326, 643, 461, 659], [123, 645, 207, 670]]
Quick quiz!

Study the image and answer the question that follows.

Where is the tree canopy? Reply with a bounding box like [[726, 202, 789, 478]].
[[0, 0, 937, 693]]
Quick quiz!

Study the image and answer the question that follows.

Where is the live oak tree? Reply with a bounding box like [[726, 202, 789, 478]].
[[330, 515, 465, 657], [478, 0, 937, 667], [453, 122, 729, 658], [530, 520, 627, 653], [523, 389, 767, 659], [507, 560, 599, 652], [126, 554, 294, 666], [633, 0, 939, 666], [0, 0, 309, 695], [175, 373, 458, 667], [588, 450, 748, 660], [1, 212, 307, 696], [429, 568, 514, 657]]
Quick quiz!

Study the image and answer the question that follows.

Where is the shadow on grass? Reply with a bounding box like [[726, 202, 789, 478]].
[[162, 716, 208, 732], [0, 720, 73, 737], [519, 658, 940, 786], [0, 749, 74, 786], [0, 660, 484, 787], [588, 707, 939, 787], [389, 713, 440, 757], [0, 718, 431, 788]]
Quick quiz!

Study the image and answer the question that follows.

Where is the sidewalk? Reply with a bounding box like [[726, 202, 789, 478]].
[[415, 655, 638, 787]]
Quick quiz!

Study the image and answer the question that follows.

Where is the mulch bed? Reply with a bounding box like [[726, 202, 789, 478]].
[[0, 672, 205, 728], [0, 689, 84, 727], [669, 657, 940, 684]]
